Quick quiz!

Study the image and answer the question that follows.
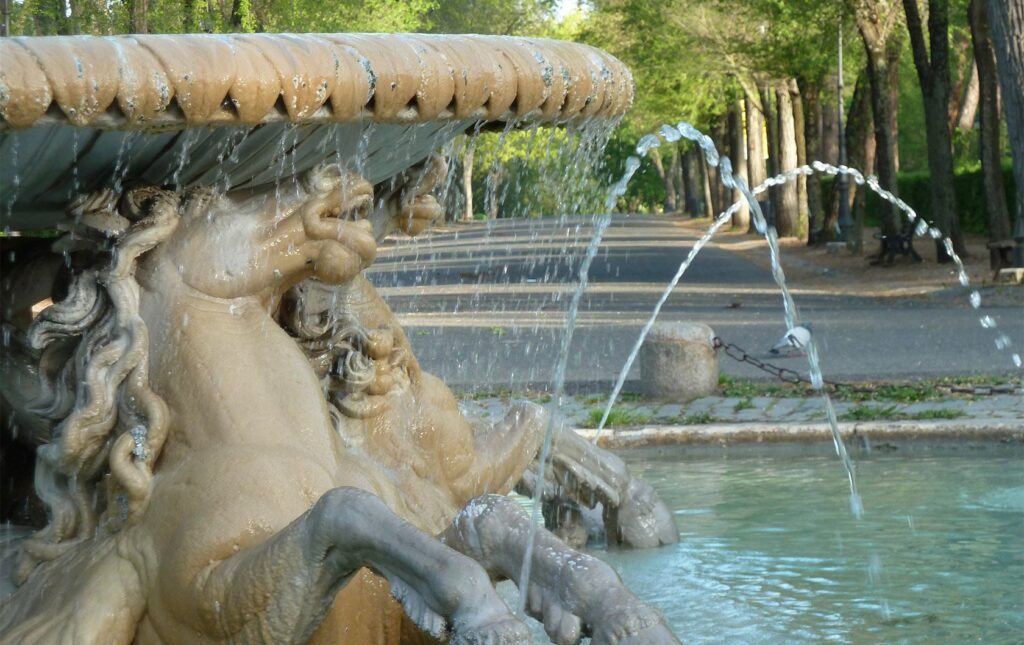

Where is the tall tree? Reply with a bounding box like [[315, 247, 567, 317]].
[[761, 84, 781, 227], [969, 0, 1013, 267], [987, 0, 1024, 265], [745, 94, 768, 232], [776, 81, 801, 236], [849, 0, 905, 243], [903, 0, 966, 260], [789, 78, 811, 238], [683, 147, 704, 217], [462, 144, 475, 222], [649, 148, 678, 213], [129, 0, 148, 34], [728, 100, 751, 229], [800, 77, 825, 242]]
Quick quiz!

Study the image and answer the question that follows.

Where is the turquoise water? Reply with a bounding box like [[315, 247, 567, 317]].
[[600, 442, 1024, 644]]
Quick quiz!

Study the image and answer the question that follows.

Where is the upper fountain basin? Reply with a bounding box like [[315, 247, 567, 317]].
[[0, 33, 632, 233], [0, 33, 633, 130]]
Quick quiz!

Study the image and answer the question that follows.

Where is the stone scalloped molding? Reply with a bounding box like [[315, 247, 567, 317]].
[[0, 33, 634, 131]]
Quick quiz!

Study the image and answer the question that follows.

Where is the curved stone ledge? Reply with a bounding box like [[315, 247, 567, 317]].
[[578, 420, 1024, 448], [0, 33, 633, 131]]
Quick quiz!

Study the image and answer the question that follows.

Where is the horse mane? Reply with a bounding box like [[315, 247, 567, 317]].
[[14, 188, 179, 583]]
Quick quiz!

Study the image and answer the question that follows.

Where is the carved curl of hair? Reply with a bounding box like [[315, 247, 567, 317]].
[[15, 188, 179, 583], [279, 282, 376, 397]]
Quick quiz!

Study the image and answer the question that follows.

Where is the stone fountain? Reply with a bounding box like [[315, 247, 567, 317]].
[[0, 34, 679, 644]]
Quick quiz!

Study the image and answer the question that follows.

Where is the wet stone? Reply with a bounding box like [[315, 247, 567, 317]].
[[681, 398, 716, 416], [763, 398, 803, 418]]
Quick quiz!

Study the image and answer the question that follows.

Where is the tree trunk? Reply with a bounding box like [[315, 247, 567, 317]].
[[745, 93, 768, 232], [129, 0, 148, 33], [462, 145, 474, 222], [671, 145, 685, 212], [947, 31, 973, 130], [956, 62, 980, 130], [801, 79, 825, 243], [776, 82, 801, 237], [987, 0, 1024, 265], [833, 70, 874, 253], [682, 147, 704, 217], [858, 24, 902, 240], [904, 0, 966, 261], [761, 84, 781, 229], [821, 77, 840, 165], [66, 0, 81, 34], [486, 168, 501, 220], [649, 148, 677, 213], [971, 0, 1013, 268], [702, 154, 716, 219], [729, 100, 751, 230], [712, 119, 729, 216], [887, 37, 902, 173], [790, 79, 811, 240]]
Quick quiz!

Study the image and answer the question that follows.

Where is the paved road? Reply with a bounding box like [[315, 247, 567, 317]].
[[367, 216, 1023, 390]]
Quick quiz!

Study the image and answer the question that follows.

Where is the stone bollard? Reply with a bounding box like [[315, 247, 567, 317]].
[[640, 322, 718, 400]]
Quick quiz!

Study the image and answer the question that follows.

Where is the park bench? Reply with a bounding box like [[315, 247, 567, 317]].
[[986, 239, 1016, 280], [872, 223, 923, 265]]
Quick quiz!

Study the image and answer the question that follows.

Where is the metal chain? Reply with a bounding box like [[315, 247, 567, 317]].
[[711, 336, 1020, 396]]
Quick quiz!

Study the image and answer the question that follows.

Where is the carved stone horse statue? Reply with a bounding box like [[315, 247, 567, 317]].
[[0, 157, 679, 644]]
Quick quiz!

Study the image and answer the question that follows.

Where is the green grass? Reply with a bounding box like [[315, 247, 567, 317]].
[[584, 407, 652, 428], [840, 405, 967, 422], [841, 405, 900, 422], [903, 409, 967, 421], [733, 397, 754, 413], [716, 373, 1020, 404], [835, 382, 957, 403], [617, 392, 646, 402], [660, 412, 718, 426], [718, 374, 792, 398]]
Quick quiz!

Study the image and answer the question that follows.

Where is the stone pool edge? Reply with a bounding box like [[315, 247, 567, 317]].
[[578, 419, 1024, 448]]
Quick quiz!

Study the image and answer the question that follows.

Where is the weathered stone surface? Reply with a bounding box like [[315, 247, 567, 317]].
[[0, 34, 634, 131], [640, 322, 718, 400]]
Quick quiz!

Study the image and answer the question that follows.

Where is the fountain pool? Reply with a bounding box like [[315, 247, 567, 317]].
[[598, 441, 1023, 643]]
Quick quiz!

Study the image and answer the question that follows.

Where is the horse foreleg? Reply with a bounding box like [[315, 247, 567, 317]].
[[442, 495, 681, 645], [517, 428, 679, 549], [192, 487, 529, 644]]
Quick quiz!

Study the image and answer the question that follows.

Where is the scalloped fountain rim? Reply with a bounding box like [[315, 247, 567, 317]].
[[0, 33, 634, 131]]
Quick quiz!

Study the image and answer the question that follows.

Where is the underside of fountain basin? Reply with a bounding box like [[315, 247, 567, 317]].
[[0, 33, 633, 231]]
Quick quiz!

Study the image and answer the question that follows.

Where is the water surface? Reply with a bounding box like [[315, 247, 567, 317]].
[[599, 442, 1024, 644]]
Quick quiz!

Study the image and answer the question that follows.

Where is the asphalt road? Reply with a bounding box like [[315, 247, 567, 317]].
[[367, 216, 1023, 390]]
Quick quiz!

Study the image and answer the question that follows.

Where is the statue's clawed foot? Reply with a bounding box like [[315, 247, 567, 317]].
[[443, 495, 680, 645]]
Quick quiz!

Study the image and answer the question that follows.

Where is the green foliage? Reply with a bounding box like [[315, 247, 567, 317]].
[[582, 1, 740, 132], [821, 163, 1016, 235], [254, 0, 434, 33], [601, 130, 666, 213], [425, 0, 557, 35], [463, 124, 615, 219]]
